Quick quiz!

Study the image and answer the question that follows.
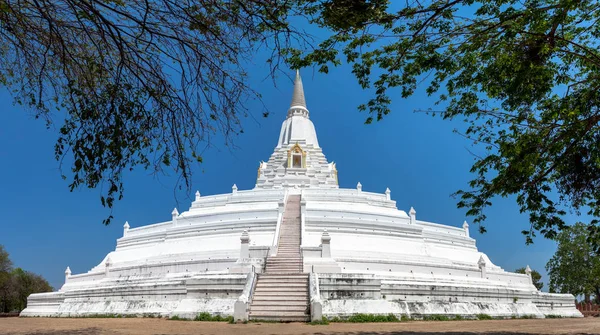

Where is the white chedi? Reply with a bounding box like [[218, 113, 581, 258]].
[[21, 71, 581, 320]]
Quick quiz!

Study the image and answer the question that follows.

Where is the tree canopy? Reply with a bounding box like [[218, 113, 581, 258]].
[[546, 223, 600, 303], [0, 0, 302, 224], [0, 245, 52, 313], [289, 0, 600, 245]]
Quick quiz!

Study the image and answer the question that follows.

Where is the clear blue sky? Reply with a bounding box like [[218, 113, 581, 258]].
[[0, 61, 565, 291]]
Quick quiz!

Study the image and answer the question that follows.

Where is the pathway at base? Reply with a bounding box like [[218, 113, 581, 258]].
[[1, 317, 599, 335]]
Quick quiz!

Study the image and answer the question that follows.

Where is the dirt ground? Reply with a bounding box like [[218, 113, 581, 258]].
[[0, 317, 599, 335], [0, 318, 600, 335]]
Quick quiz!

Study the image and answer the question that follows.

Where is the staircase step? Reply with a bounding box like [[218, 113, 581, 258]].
[[252, 296, 309, 302], [249, 311, 309, 317], [249, 315, 310, 322], [260, 274, 306, 283], [254, 287, 307, 293], [249, 311, 309, 320], [267, 259, 302, 262], [256, 283, 307, 289], [248, 195, 309, 322], [257, 280, 307, 285], [254, 287, 308, 297], [250, 300, 308, 306]]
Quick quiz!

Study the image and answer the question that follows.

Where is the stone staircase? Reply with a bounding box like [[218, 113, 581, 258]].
[[249, 195, 309, 322]]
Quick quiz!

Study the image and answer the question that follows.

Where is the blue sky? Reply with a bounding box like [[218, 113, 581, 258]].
[[0, 62, 562, 290]]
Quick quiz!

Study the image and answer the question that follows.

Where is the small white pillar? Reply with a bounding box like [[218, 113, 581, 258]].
[[478, 256, 487, 279], [195, 190, 201, 201], [123, 221, 130, 237], [232, 184, 238, 194], [525, 265, 533, 284], [463, 221, 469, 238], [240, 230, 250, 259], [357, 182, 362, 192], [409, 207, 416, 225], [64, 266, 71, 283], [385, 187, 391, 200], [171, 208, 179, 225], [105, 257, 112, 277], [321, 229, 331, 258]]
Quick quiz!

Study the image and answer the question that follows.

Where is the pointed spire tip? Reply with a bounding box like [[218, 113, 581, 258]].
[[290, 70, 307, 110]]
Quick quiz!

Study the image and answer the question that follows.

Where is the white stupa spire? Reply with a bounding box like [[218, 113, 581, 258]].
[[256, 69, 337, 189], [290, 70, 307, 110], [277, 70, 319, 150]]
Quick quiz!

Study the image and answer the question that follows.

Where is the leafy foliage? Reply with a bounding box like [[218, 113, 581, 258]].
[[346, 313, 400, 322], [476, 314, 493, 320], [0, 245, 53, 313], [290, 0, 600, 244], [515, 267, 544, 290], [193, 312, 233, 322], [546, 223, 600, 303], [0, 0, 303, 224]]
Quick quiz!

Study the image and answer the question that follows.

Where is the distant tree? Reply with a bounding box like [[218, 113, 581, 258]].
[[289, 0, 600, 246], [0, 0, 304, 224], [0, 245, 52, 312], [9, 268, 53, 312], [0, 245, 13, 313], [515, 267, 544, 291], [546, 223, 600, 303]]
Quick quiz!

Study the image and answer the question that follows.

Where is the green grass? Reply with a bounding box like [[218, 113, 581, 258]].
[[168, 315, 190, 321], [476, 314, 493, 320], [309, 316, 330, 325], [168, 312, 233, 322], [546, 314, 563, 318], [193, 312, 234, 322], [326, 314, 401, 323]]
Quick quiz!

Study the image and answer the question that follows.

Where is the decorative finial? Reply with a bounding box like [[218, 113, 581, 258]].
[[385, 187, 391, 200], [123, 221, 130, 237], [321, 229, 331, 241], [171, 208, 179, 217], [232, 184, 238, 194], [105, 256, 112, 276], [478, 255, 487, 278], [525, 265, 532, 275], [290, 70, 307, 109], [195, 190, 201, 201], [65, 266, 71, 283], [478, 255, 486, 267], [409, 207, 416, 224], [240, 230, 250, 243], [463, 221, 470, 238], [357, 182, 362, 191]]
